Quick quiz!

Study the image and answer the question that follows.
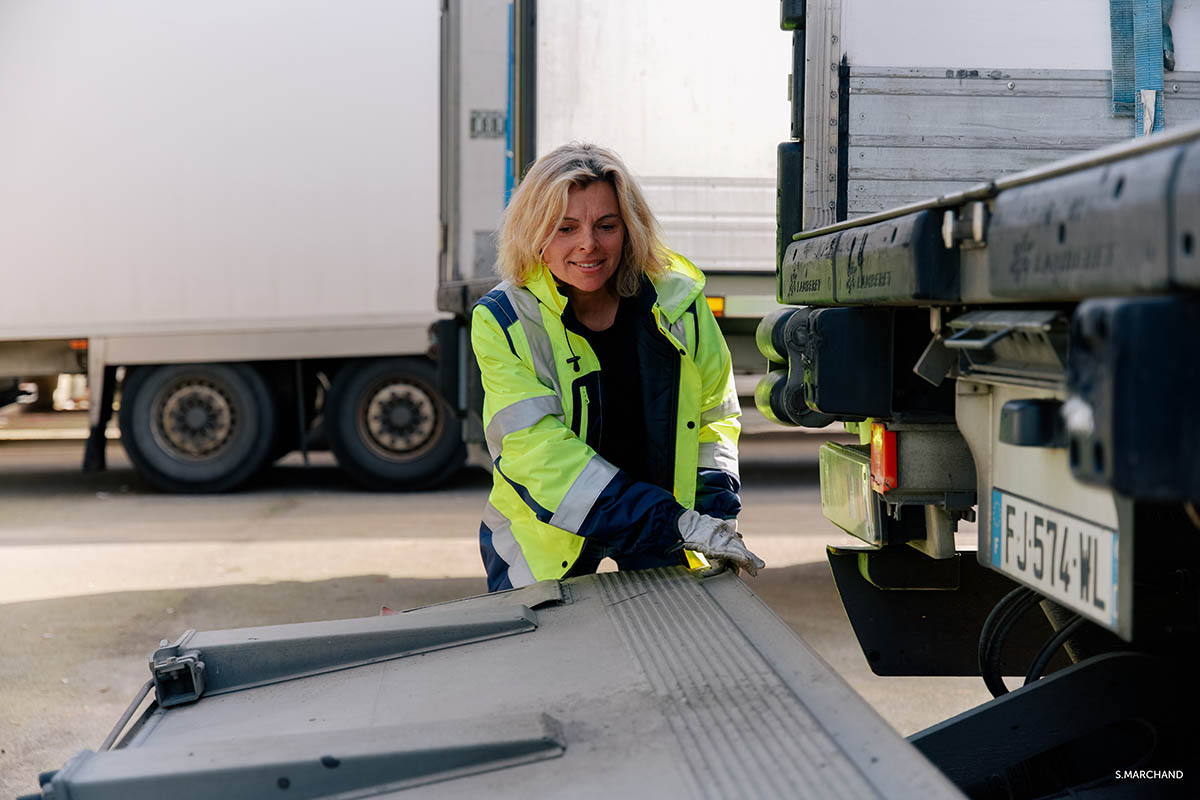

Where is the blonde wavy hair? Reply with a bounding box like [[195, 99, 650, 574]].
[[497, 142, 668, 297]]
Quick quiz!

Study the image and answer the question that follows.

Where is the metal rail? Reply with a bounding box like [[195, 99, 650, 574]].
[[99, 679, 154, 751]]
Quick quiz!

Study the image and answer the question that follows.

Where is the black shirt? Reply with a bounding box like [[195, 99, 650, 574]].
[[565, 296, 652, 485]]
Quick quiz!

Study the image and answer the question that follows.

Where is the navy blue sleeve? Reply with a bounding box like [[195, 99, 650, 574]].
[[693, 468, 741, 520], [576, 470, 687, 554]]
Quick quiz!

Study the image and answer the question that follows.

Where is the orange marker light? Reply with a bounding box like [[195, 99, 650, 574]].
[[706, 296, 725, 318], [68, 339, 88, 351], [870, 422, 897, 493]]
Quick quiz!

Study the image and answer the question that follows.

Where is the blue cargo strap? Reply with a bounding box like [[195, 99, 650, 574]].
[[1110, 0, 1170, 136]]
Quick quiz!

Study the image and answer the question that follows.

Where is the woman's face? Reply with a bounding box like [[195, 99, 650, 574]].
[[543, 181, 625, 299]]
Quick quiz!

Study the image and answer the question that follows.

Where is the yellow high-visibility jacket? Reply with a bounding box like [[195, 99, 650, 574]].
[[471, 252, 741, 591]]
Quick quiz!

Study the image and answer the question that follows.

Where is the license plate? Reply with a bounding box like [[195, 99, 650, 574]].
[[990, 488, 1119, 629]]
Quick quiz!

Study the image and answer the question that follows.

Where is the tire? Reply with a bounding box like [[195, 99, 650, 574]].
[[118, 363, 277, 493], [325, 357, 464, 490]]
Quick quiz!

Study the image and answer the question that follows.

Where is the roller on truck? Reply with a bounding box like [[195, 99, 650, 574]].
[[21, 1, 1200, 799], [0, 0, 787, 493]]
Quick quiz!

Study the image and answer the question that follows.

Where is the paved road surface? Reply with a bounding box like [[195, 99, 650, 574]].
[[0, 418, 992, 797]]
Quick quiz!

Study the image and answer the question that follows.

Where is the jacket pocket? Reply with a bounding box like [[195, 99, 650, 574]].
[[570, 372, 602, 450]]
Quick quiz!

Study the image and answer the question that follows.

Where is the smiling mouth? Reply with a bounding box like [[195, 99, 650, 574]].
[[571, 259, 606, 269]]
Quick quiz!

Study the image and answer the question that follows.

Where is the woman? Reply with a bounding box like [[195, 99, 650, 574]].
[[472, 143, 764, 592]]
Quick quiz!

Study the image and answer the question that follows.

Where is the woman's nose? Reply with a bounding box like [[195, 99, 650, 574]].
[[578, 230, 595, 251]]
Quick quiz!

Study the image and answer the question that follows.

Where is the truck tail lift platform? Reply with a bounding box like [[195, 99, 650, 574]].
[[23, 568, 961, 800]]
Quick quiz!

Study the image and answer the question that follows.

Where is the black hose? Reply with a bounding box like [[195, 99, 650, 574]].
[[1024, 614, 1086, 685], [985, 589, 1043, 697], [979, 586, 1040, 697], [978, 587, 1023, 670]]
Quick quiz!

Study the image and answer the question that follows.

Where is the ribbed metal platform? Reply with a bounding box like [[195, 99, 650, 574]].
[[33, 568, 962, 799]]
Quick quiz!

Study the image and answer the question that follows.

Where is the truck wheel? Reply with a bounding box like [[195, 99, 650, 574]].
[[118, 363, 277, 493], [325, 358, 464, 490]]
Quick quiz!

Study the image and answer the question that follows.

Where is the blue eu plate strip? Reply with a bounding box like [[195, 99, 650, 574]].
[[990, 489, 1003, 565]]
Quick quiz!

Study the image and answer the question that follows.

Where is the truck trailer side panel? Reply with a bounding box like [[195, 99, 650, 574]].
[[0, 0, 440, 340]]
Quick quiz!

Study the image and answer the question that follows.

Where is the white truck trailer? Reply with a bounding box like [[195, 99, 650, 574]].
[[536, 0, 790, 371], [0, 0, 506, 492]]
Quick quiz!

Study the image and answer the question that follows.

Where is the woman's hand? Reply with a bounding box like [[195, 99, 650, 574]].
[[676, 509, 765, 577]]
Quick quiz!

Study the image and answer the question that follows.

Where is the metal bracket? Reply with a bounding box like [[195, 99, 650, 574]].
[[944, 325, 1012, 352], [941, 201, 989, 249], [912, 334, 957, 387], [909, 506, 958, 560], [34, 713, 566, 799], [945, 309, 1069, 384], [150, 630, 206, 707], [144, 606, 538, 708]]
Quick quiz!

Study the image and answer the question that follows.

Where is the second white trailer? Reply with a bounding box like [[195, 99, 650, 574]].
[[0, 0, 510, 492]]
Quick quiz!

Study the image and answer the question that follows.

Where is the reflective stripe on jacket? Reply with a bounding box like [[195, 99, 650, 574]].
[[471, 252, 741, 591]]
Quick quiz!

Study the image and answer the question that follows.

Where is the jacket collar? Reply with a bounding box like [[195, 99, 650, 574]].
[[522, 251, 705, 324], [653, 252, 706, 323]]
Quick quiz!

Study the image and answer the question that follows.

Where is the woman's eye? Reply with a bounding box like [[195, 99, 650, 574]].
[[558, 226, 573, 234]]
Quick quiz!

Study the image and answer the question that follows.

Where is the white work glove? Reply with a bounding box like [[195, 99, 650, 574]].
[[676, 509, 765, 577]]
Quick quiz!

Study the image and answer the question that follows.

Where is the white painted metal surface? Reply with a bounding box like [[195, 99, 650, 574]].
[[98, 316, 434, 366], [956, 380, 1133, 639], [454, 1, 509, 283], [843, 0, 1200, 72], [641, 177, 776, 272], [0, 0, 441, 342], [536, 0, 789, 274]]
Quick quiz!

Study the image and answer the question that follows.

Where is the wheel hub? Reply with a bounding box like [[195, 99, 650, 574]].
[[158, 381, 235, 457], [388, 404, 415, 429], [363, 381, 436, 456], [184, 407, 209, 431]]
